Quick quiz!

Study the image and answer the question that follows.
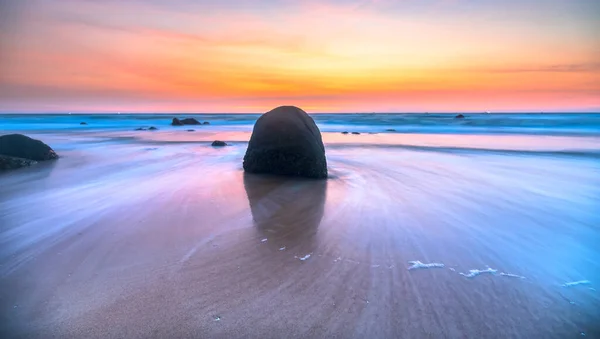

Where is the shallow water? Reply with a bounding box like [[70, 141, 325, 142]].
[[1, 115, 599, 338]]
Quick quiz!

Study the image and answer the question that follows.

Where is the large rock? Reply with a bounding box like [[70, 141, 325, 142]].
[[172, 118, 201, 126], [0, 134, 59, 161], [243, 106, 327, 179]]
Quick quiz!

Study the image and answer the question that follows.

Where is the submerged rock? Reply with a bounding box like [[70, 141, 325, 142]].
[[211, 140, 227, 147], [134, 127, 147, 131], [455, 114, 465, 119], [80, 122, 87, 125], [385, 128, 396, 132], [0, 134, 59, 161], [243, 106, 327, 179], [187, 129, 195, 132]]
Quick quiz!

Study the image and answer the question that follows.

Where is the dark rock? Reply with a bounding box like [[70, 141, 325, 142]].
[[0, 155, 37, 171], [341, 131, 349, 134], [148, 126, 158, 130], [187, 129, 195, 132], [80, 122, 87, 125], [211, 140, 227, 147], [134, 127, 147, 131], [385, 128, 396, 132], [202, 121, 210, 125], [455, 114, 465, 119], [351, 132, 360, 135], [181, 118, 201, 125], [243, 106, 327, 179], [0, 134, 59, 161], [172, 117, 201, 126]]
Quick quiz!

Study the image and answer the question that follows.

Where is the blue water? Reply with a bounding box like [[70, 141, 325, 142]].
[[1, 113, 599, 136]]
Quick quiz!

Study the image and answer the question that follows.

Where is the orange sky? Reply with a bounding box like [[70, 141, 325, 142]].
[[0, 0, 599, 112]]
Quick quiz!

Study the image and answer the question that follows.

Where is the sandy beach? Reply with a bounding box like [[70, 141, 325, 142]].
[[1, 115, 599, 338]]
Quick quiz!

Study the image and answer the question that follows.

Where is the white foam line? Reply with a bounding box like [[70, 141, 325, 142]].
[[460, 267, 498, 278], [562, 280, 591, 287], [408, 260, 445, 270], [500, 272, 526, 279], [295, 253, 312, 261]]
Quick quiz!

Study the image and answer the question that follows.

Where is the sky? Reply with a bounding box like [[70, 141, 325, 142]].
[[0, 0, 599, 113]]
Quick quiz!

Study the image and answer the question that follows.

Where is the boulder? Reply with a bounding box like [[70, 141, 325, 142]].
[[0, 134, 59, 161], [172, 117, 201, 126], [211, 140, 227, 147], [455, 114, 465, 119], [243, 106, 327, 179]]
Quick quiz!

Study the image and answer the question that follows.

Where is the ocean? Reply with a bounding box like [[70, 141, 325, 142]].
[[1, 113, 599, 338]]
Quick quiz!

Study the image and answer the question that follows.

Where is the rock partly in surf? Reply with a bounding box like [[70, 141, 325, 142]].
[[0, 134, 59, 161], [203, 121, 210, 125], [148, 126, 158, 130], [243, 106, 327, 179], [172, 118, 201, 126], [341, 131, 349, 134], [455, 114, 465, 119], [0, 155, 38, 171], [352, 132, 361, 135], [211, 140, 227, 147]]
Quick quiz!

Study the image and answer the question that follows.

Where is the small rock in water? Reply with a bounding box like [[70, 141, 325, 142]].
[[385, 128, 396, 132], [187, 129, 195, 132], [211, 140, 227, 147], [203, 121, 210, 125], [408, 260, 445, 270], [134, 127, 147, 131], [148, 126, 158, 130], [455, 114, 465, 119], [80, 122, 88, 125], [351, 132, 360, 135], [341, 131, 349, 134]]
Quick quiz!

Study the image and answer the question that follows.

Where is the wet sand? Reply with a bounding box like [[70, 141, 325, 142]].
[[1, 131, 599, 338]]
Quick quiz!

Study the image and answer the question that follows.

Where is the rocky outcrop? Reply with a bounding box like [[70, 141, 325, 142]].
[[0, 134, 58, 171], [211, 140, 227, 147], [172, 118, 201, 126]]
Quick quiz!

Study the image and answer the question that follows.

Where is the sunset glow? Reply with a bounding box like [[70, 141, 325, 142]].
[[1, 0, 599, 112]]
